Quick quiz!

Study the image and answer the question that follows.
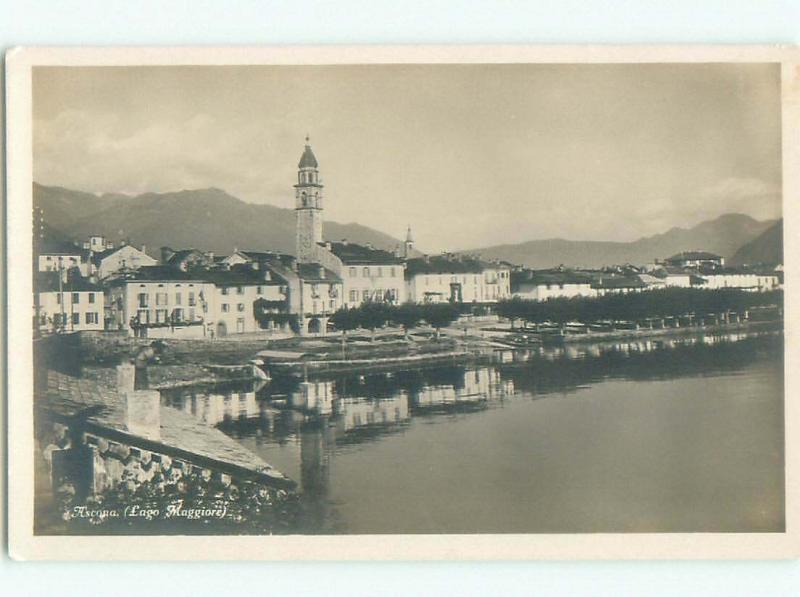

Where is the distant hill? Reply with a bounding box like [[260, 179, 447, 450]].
[[465, 213, 776, 269], [33, 183, 402, 257], [729, 219, 783, 266]]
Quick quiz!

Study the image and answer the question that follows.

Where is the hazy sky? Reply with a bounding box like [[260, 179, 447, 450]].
[[33, 63, 782, 252]]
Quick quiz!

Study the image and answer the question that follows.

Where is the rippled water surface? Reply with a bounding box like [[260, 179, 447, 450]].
[[164, 331, 784, 533]]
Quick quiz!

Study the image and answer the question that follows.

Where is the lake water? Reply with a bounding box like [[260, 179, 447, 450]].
[[163, 330, 784, 534]]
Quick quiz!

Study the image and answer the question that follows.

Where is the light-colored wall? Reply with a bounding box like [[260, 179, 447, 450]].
[[341, 263, 406, 307], [513, 282, 596, 301], [697, 273, 780, 292], [36, 289, 104, 332], [214, 283, 286, 335], [97, 245, 157, 279], [299, 279, 343, 317], [407, 268, 511, 304], [108, 280, 217, 336]]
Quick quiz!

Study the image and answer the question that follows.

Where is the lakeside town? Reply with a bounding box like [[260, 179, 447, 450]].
[[33, 139, 785, 534], [34, 139, 782, 341]]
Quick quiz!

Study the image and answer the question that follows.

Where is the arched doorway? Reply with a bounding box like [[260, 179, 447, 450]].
[[307, 318, 321, 335], [217, 321, 227, 337]]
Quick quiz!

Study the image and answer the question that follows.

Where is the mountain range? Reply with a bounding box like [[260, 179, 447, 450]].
[[464, 213, 777, 269], [33, 183, 402, 257], [728, 219, 783, 266], [35, 183, 779, 268]]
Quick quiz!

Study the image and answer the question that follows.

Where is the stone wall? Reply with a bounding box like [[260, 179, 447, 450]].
[[77, 331, 277, 366]]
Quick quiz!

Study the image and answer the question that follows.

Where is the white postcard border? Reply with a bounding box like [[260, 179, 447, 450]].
[[6, 45, 800, 560]]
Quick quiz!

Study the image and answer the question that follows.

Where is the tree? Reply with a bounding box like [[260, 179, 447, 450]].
[[390, 303, 424, 340], [422, 303, 460, 339]]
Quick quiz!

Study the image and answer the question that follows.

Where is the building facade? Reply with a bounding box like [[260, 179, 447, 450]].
[[511, 269, 596, 301], [35, 272, 104, 334], [93, 244, 158, 280], [405, 256, 511, 304], [106, 266, 217, 338]]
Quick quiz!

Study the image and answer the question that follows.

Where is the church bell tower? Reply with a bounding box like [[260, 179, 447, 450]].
[[295, 136, 324, 263]]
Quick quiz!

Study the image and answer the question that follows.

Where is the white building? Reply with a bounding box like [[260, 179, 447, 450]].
[[35, 272, 104, 334], [693, 268, 781, 292], [106, 266, 217, 338], [512, 269, 596, 301], [202, 264, 289, 336], [318, 241, 406, 308], [405, 255, 512, 304], [92, 243, 158, 280], [664, 251, 724, 269], [37, 239, 92, 278]]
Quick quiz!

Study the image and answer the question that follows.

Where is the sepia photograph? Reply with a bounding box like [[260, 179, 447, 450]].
[[5, 46, 798, 558]]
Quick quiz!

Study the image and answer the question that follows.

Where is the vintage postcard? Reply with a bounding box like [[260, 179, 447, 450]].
[[5, 46, 799, 559]]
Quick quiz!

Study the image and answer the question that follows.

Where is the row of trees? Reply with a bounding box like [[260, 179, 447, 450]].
[[495, 288, 783, 327], [329, 302, 462, 339]]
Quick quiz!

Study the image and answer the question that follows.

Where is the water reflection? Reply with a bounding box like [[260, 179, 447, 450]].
[[160, 329, 783, 534]]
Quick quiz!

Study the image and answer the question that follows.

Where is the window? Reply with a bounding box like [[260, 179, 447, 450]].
[[236, 318, 245, 334], [57, 294, 62, 305], [222, 304, 230, 313], [156, 309, 168, 323], [257, 286, 263, 295], [363, 267, 370, 277], [156, 292, 168, 306], [221, 287, 229, 295], [237, 303, 245, 312], [72, 292, 80, 304], [377, 267, 383, 277], [88, 293, 95, 303], [329, 299, 335, 310], [362, 290, 370, 302], [72, 313, 80, 325], [85, 312, 98, 324], [175, 292, 182, 305], [236, 286, 244, 295], [188, 291, 196, 306], [173, 308, 184, 322], [349, 290, 358, 303], [349, 267, 357, 277]]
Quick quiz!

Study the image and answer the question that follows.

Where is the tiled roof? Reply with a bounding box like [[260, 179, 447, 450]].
[[197, 265, 283, 287], [296, 263, 341, 282], [106, 265, 207, 284], [323, 241, 403, 265], [35, 271, 102, 293], [511, 269, 593, 287], [405, 255, 498, 276]]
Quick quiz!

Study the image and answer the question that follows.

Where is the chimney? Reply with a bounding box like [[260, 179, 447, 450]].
[[141, 244, 146, 255], [318, 265, 326, 279], [325, 242, 332, 250], [341, 239, 349, 246]]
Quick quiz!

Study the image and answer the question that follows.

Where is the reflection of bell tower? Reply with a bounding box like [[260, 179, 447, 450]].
[[295, 136, 324, 263]]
